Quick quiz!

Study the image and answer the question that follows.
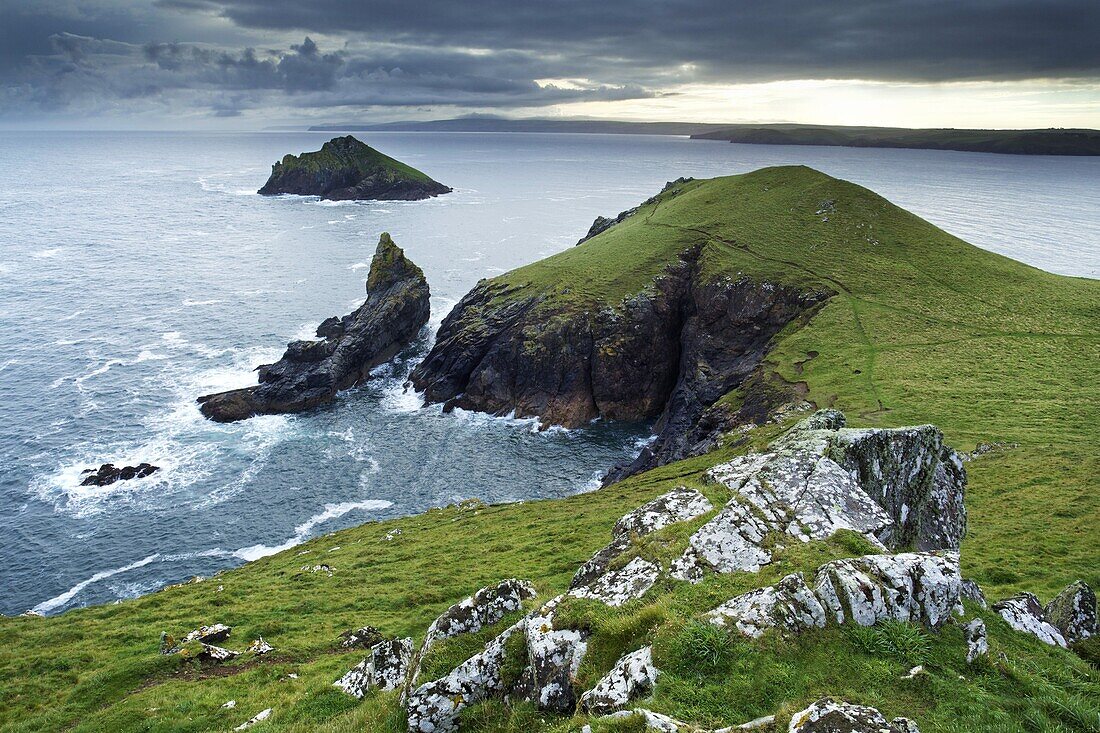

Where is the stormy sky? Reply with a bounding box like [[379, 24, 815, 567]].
[[2, 0, 1099, 128]]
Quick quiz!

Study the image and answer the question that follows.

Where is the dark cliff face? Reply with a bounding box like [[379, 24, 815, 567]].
[[409, 245, 830, 480], [198, 233, 430, 422], [257, 136, 452, 201]]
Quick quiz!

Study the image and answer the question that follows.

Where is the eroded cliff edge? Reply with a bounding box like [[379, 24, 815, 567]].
[[199, 233, 430, 422]]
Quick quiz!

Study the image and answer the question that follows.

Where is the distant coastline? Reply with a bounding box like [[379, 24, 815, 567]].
[[307, 118, 1100, 156]]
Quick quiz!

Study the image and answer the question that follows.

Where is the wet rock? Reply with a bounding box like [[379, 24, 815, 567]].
[[569, 557, 660, 607], [1043, 580, 1097, 644], [707, 572, 826, 637], [247, 637, 274, 655], [406, 619, 524, 733], [335, 637, 414, 697], [993, 593, 1067, 647], [79, 462, 159, 487], [787, 698, 920, 732], [964, 618, 988, 663], [580, 646, 659, 715], [199, 234, 430, 421], [526, 597, 588, 712], [339, 625, 385, 649], [233, 708, 272, 731], [571, 489, 712, 589], [258, 136, 451, 201], [814, 552, 961, 629], [422, 579, 537, 653]]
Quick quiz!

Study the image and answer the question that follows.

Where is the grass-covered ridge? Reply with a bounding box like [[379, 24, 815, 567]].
[[1, 166, 1097, 732], [271, 135, 436, 183]]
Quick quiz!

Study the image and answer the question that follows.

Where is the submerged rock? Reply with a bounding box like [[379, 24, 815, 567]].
[[198, 233, 430, 421], [787, 698, 920, 732], [1043, 580, 1097, 644], [80, 462, 158, 487], [580, 646, 660, 715], [994, 593, 1068, 647], [258, 136, 451, 201]]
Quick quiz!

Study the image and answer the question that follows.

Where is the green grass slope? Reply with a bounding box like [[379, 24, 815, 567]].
[[271, 136, 436, 183], [1, 167, 1096, 733]]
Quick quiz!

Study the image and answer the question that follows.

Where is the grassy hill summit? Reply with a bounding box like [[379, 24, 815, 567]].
[[257, 136, 452, 201], [1, 167, 1097, 732]]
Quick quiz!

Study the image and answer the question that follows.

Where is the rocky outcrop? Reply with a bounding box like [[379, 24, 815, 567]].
[[258, 136, 451, 201], [964, 619, 988, 663], [422, 579, 537, 654], [1044, 580, 1097, 644], [993, 593, 1067, 647], [580, 646, 659, 714], [246, 637, 274, 655], [576, 178, 694, 244], [199, 234, 430, 421], [671, 412, 966, 583], [569, 557, 661, 607], [525, 597, 588, 712], [335, 637, 414, 697], [80, 462, 159, 486], [339, 625, 384, 649], [707, 552, 961, 637], [409, 240, 829, 481], [788, 698, 920, 733]]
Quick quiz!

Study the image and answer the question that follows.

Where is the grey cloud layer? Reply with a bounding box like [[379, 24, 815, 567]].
[[2, 0, 1098, 119]]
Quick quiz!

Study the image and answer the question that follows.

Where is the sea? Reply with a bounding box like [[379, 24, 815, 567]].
[[1, 130, 1097, 616]]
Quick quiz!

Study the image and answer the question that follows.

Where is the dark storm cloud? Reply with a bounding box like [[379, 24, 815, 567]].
[[1, 0, 1098, 120], [152, 0, 1100, 82]]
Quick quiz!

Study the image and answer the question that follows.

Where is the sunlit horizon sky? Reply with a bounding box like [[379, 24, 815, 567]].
[[2, 1, 1098, 130]]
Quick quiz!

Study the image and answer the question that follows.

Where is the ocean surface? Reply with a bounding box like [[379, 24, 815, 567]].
[[1, 131, 1097, 617]]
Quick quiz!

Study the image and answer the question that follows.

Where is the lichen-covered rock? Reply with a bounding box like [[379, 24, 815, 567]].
[[233, 708, 272, 731], [199, 234, 430, 421], [960, 579, 988, 608], [247, 637, 274, 655], [787, 698, 920, 732], [1043, 580, 1097, 644], [580, 646, 659, 715], [993, 593, 1067, 647], [964, 618, 988, 663], [196, 643, 239, 662], [707, 572, 826, 637], [572, 489, 712, 589], [182, 623, 231, 644], [339, 625, 385, 649], [569, 557, 660, 607], [335, 637, 414, 697], [814, 552, 961, 629], [406, 619, 524, 733], [422, 579, 537, 653], [600, 709, 687, 732], [526, 597, 588, 712], [671, 412, 966, 584]]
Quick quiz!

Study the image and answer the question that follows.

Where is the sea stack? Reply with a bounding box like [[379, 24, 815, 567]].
[[257, 136, 452, 201], [198, 233, 430, 422]]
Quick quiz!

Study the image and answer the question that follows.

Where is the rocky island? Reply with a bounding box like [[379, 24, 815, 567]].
[[257, 136, 452, 201], [198, 233, 429, 421]]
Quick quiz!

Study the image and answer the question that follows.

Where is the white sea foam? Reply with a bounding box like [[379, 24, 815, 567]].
[[182, 298, 224, 306], [232, 499, 393, 561], [59, 309, 86, 322], [348, 262, 370, 271], [33, 553, 161, 613], [31, 247, 63, 259], [0, 358, 15, 373]]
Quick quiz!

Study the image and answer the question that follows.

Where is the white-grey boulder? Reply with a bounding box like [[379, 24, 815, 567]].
[[580, 646, 659, 715], [964, 618, 988, 663], [422, 578, 537, 654], [570, 557, 661, 607], [526, 597, 588, 712], [787, 698, 920, 732], [708, 572, 826, 637], [993, 593, 1067, 647], [335, 637, 414, 697], [1043, 580, 1097, 644]]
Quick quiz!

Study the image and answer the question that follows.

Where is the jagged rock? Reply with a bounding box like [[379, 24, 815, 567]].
[[422, 579, 537, 653], [814, 552, 960, 629], [79, 462, 159, 486], [1043, 580, 1097, 644], [707, 572, 826, 637], [196, 643, 239, 662], [222, 700, 236, 709], [580, 646, 659, 715], [960, 579, 988, 608], [576, 178, 694, 245], [572, 489, 713, 589], [20, 609, 44, 618], [787, 698, 920, 732], [182, 623, 231, 644], [299, 564, 333, 576], [526, 597, 588, 712], [569, 557, 660, 607], [993, 593, 1068, 647], [258, 136, 451, 201], [670, 412, 966, 583], [247, 637, 274, 655], [964, 618, 988, 663], [199, 234, 430, 421], [406, 619, 524, 733], [233, 708, 272, 731], [335, 637, 414, 697], [339, 625, 385, 649]]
